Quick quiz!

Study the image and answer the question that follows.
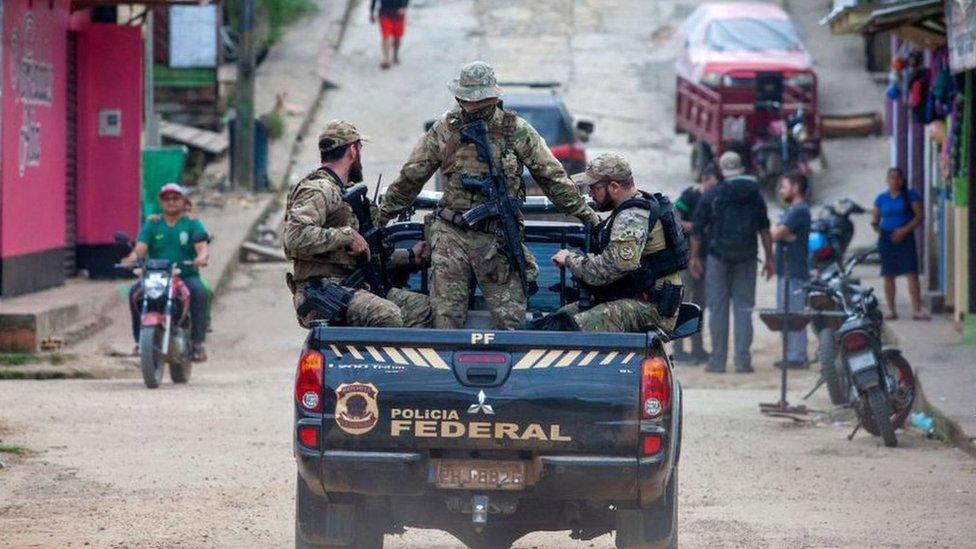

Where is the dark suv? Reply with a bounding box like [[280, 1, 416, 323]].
[[430, 83, 594, 193]]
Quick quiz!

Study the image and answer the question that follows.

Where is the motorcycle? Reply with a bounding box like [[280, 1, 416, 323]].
[[751, 106, 816, 184], [116, 233, 197, 388], [807, 250, 915, 447], [809, 197, 867, 271], [807, 198, 867, 404]]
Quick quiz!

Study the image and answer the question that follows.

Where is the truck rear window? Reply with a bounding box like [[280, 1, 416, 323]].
[[397, 238, 581, 314], [511, 106, 571, 146]]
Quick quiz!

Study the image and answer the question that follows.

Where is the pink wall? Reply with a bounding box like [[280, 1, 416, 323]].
[[0, 0, 70, 258], [75, 24, 142, 245]]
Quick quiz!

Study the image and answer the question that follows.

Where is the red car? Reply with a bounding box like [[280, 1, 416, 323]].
[[674, 2, 820, 181]]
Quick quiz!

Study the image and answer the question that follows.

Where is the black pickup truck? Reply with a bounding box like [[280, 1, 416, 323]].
[[293, 195, 698, 549]]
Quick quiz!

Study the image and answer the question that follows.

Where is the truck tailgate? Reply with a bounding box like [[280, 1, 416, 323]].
[[308, 327, 652, 456]]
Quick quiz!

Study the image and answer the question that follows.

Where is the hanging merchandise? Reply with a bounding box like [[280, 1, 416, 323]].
[[885, 69, 901, 99], [908, 74, 929, 122], [928, 119, 946, 145], [903, 50, 930, 123], [929, 47, 956, 120]]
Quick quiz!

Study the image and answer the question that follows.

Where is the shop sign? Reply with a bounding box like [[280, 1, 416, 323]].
[[949, 0, 976, 73], [9, 13, 54, 176]]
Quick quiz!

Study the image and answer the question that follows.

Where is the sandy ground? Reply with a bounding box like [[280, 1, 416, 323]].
[[2, 264, 975, 548], [3, 1, 975, 547]]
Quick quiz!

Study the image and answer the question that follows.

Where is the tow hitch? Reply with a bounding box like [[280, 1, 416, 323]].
[[471, 495, 489, 528], [445, 494, 519, 531]]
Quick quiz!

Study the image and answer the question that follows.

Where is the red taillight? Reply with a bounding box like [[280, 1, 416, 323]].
[[550, 144, 586, 163], [642, 434, 662, 455], [295, 349, 324, 412], [455, 352, 508, 364], [298, 425, 319, 449], [842, 332, 869, 352], [641, 357, 671, 419], [813, 246, 836, 261]]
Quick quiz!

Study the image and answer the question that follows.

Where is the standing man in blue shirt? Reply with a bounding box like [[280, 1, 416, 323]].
[[771, 171, 811, 369]]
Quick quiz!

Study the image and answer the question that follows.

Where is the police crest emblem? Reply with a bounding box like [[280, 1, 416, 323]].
[[334, 382, 379, 435]]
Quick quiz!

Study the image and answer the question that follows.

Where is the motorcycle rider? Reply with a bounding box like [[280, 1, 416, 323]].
[[547, 153, 688, 332], [283, 120, 431, 328], [121, 183, 210, 362]]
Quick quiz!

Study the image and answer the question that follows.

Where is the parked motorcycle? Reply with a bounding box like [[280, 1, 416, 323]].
[[809, 197, 866, 271], [752, 106, 816, 184], [807, 250, 915, 447]]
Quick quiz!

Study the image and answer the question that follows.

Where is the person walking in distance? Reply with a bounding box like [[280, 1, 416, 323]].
[[771, 171, 812, 369], [376, 61, 599, 329], [673, 163, 720, 364], [369, 0, 409, 69], [690, 151, 773, 373]]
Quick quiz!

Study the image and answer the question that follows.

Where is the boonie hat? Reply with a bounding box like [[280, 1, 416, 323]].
[[572, 152, 633, 186], [718, 151, 744, 177], [318, 120, 370, 153], [448, 61, 503, 102], [158, 183, 187, 198]]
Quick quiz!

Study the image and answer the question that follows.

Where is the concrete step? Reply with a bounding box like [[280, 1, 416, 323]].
[[0, 279, 123, 353]]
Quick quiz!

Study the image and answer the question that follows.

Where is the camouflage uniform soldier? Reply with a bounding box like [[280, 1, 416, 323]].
[[376, 61, 599, 329], [550, 153, 689, 332], [284, 120, 431, 328]]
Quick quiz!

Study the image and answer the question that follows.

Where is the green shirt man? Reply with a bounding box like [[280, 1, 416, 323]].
[[137, 215, 208, 277]]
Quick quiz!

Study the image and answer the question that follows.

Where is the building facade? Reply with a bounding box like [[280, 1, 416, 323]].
[[0, 0, 144, 298]]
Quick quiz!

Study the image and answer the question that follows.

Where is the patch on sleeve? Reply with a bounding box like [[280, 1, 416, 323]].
[[619, 244, 636, 261]]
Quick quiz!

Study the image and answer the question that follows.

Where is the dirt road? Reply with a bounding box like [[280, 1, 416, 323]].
[[3, 263, 975, 548], [2, 0, 975, 547]]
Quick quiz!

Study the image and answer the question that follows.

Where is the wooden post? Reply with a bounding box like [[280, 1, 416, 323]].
[[233, 0, 256, 191]]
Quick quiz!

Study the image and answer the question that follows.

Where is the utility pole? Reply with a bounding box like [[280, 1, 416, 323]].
[[232, 0, 256, 190], [144, 9, 160, 147]]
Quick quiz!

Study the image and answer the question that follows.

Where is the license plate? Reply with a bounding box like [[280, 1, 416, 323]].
[[435, 460, 525, 491], [847, 350, 876, 373]]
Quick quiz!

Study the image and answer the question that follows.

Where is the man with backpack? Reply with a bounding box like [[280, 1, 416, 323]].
[[690, 152, 773, 373]]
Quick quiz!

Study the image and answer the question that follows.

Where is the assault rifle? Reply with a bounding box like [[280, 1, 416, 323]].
[[457, 120, 530, 296], [341, 181, 392, 297], [578, 222, 592, 310]]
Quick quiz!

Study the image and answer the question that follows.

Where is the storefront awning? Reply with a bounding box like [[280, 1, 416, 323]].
[[821, 1, 875, 35], [822, 0, 946, 48]]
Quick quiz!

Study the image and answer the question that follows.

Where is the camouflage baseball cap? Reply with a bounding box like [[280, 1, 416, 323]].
[[448, 61, 503, 102], [318, 120, 370, 153], [572, 152, 633, 186]]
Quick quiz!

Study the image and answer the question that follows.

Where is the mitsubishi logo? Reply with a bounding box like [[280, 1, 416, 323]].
[[467, 390, 495, 415]]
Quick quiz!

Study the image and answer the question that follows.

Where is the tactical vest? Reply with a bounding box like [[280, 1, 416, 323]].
[[590, 191, 690, 303], [439, 107, 525, 211], [285, 168, 359, 281]]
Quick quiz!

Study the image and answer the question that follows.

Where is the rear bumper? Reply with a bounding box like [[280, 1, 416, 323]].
[[296, 448, 670, 502], [296, 384, 681, 504]]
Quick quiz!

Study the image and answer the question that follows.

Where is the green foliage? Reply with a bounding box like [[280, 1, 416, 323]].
[[264, 0, 317, 44], [227, 0, 317, 47], [0, 353, 72, 367], [0, 354, 37, 366], [0, 444, 27, 455], [259, 111, 286, 140]]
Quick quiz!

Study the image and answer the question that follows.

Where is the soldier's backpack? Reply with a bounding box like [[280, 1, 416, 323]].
[[708, 176, 762, 262]]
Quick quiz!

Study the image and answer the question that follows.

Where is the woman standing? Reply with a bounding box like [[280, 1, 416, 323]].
[[871, 167, 929, 320]]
